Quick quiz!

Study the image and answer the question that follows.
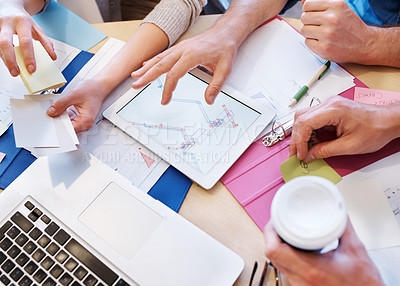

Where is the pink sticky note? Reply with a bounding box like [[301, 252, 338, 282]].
[[354, 87, 400, 105], [0, 152, 6, 163]]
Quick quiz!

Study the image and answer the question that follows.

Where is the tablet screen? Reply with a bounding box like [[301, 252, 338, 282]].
[[117, 73, 260, 174]]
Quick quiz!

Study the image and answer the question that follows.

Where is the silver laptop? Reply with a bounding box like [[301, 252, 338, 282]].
[[0, 148, 243, 286]]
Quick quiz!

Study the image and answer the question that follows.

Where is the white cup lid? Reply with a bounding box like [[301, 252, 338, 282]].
[[271, 176, 347, 250]]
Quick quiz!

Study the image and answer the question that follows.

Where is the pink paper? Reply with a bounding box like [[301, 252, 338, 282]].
[[354, 87, 400, 105]]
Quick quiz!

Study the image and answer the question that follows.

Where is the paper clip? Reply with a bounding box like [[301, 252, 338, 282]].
[[262, 97, 321, 147]]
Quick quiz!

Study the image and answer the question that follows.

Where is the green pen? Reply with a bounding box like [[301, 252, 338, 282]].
[[289, 60, 331, 107]]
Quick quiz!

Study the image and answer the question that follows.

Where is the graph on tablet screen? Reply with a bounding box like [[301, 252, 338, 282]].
[[117, 73, 260, 174]]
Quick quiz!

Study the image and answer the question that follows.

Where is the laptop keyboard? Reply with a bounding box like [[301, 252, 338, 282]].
[[0, 199, 133, 286]]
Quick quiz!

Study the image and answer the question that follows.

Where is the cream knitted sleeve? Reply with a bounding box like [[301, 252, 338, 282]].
[[142, 0, 207, 47]]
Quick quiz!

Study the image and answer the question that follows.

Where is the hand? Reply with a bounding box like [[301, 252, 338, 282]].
[[0, 0, 56, 76], [263, 221, 384, 286], [288, 96, 400, 162], [47, 79, 107, 132], [131, 27, 239, 105], [300, 0, 375, 64]]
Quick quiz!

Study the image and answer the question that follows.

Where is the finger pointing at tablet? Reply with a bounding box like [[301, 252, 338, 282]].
[[131, 24, 238, 105]]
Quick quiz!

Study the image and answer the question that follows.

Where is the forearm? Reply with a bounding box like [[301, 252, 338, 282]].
[[94, 23, 169, 100], [210, 0, 288, 47], [364, 26, 400, 67]]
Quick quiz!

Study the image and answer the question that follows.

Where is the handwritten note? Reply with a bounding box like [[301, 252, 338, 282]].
[[280, 155, 342, 184], [354, 87, 400, 105]]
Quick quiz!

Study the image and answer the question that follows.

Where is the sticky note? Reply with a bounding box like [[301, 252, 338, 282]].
[[14, 41, 66, 94], [280, 155, 342, 184], [354, 87, 400, 105]]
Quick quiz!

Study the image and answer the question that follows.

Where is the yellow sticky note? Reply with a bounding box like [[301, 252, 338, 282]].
[[14, 41, 66, 94], [280, 155, 342, 184]]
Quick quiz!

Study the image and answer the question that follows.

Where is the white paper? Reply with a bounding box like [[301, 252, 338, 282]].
[[79, 119, 169, 193], [28, 115, 77, 157], [339, 178, 400, 250], [22, 95, 77, 156], [23, 94, 79, 156], [224, 19, 355, 138], [340, 151, 400, 225], [10, 98, 59, 148], [368, 246, 400, 285]]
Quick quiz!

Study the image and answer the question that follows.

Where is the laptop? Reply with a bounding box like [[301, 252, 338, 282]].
[[0, 148, 244, 286]]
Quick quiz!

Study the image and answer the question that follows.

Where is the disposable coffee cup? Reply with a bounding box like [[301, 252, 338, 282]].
[[271, 176, 347, 251]]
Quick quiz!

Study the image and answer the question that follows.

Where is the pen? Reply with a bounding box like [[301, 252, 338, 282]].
[[258, 260, 269, 286], [289, 60, 331, 107]]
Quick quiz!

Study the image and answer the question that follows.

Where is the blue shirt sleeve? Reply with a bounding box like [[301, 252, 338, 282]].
[[280, 0, 301, 14]]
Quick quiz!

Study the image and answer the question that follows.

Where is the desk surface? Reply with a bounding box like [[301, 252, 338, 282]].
[[90, 16, 400, 286]]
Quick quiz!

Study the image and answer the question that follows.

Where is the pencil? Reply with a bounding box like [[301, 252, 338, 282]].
[[289, 60, 331, 107]]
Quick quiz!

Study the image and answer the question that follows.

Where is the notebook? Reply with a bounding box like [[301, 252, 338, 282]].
[[0, 148, 243, 286]]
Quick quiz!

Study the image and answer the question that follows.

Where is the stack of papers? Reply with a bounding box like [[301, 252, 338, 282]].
[[224, 18, 355, 138], [14, 41, 66, 94], [10, 94, 78, 157]]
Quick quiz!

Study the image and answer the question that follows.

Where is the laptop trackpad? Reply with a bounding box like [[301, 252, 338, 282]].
[[79, 182, 163, 258]]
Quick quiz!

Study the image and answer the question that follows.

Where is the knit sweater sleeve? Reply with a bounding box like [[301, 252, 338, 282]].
[[142, 0, 207, 47]]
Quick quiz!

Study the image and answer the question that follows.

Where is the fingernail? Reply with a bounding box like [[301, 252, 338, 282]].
[[208, 95, 216, 104], [47, 106, 56, 116], [27, 65, 35, 74], [10, 68, 18, 77], [304, 154, 315, 163]]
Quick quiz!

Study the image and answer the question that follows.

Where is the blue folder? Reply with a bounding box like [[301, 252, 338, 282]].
[[148, 167, 192, 212], [0, 126, 36, 190], [32, 1, 106, 51]]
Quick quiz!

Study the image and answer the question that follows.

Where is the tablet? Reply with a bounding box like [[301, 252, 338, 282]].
[[103, 68, 275, 189]]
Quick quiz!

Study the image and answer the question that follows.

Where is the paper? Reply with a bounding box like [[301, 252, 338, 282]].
[[339, 178, 400, 250], [339, 151, 400, 226], [0, 122, 7, 137], [0, 152, 6, 163], [354, 87, 400, 105], [14, 41, 66, 94], [32, 1, 106, 51], [22, 94, 78, 157], [224, 18, 355, 139], [281, 155, 342, 184], [10, 98, 59, 148], [368, 247, 400, 285], [0, 38, 80, 127]]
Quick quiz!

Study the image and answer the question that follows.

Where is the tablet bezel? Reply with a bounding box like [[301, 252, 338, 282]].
[[103, 68, 275, 189]]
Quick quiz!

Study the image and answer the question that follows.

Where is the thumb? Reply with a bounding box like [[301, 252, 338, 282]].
[[205, 65, 230, 105], [306, 138, 349, 161], [47, 96, 72, 117]]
